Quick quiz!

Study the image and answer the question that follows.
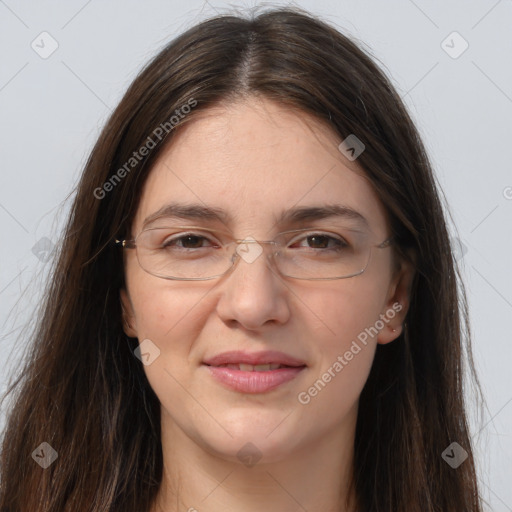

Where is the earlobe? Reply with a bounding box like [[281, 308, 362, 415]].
[[120, 288, 138, 338], [376, 308, 405, 345]]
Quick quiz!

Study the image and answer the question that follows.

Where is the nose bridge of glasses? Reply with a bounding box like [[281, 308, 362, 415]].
[[227, 238, 281, 270], [233, 237, 277, 244]]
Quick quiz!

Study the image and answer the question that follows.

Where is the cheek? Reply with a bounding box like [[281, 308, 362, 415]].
[[128, 282, 207, 415], [303, 272, 389, 352], [124, 250, 201, 342], [293, 290, 380, 427], [124, 258, 207, 392], [295, 277, 389, 407], [131, 288, 171, 338]]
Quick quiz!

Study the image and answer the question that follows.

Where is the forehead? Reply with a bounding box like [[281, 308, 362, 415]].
[[132, 97, 390, 238]]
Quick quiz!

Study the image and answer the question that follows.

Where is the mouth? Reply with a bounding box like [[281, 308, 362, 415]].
[[202, 350, 307, 369], [202, 350, 307, 393], [204, 363, 303, 371]]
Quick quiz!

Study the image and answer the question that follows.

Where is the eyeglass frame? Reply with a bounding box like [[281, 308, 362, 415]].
[[115, 225, 395, 281]]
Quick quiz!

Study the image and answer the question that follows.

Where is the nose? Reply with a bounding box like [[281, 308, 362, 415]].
[[214, 240, 291, 330]]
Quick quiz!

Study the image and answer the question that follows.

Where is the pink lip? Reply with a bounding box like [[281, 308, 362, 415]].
[[202, 350, 307, 394], [203, 350, 306, 367], [203, 365, 306, 393]]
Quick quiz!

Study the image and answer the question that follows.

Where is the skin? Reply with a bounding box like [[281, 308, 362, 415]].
[[120, 96, 415, 512]]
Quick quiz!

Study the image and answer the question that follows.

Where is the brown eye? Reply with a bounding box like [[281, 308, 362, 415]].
[[163, 234, 211, 249], [289, 233, 349, 251]]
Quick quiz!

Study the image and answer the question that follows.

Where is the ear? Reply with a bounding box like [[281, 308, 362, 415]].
[[377, 251, 416, 345], [120, 287, 138, 338]]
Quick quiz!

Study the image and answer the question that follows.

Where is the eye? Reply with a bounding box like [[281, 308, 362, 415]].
[[162, 232, 219, 250], [289, 232, 349, 251]]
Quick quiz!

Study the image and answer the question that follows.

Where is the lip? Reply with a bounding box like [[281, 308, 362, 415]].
[[203, 350, 307, 367], [202, 350, 307, 394], [203, 365, 306, 393]]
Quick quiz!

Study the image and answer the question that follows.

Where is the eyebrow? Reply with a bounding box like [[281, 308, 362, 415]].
[[142, 202, 370, 230]]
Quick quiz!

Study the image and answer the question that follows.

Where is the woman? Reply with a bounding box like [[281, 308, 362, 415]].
[[0, 6, 485, 512]]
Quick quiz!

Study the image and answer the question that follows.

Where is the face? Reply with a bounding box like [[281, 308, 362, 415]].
[[120, 96, 414, 464]]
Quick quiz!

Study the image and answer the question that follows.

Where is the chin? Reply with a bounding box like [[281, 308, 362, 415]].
[[196, 412, 303, 465], [208, 436, 298, 466]]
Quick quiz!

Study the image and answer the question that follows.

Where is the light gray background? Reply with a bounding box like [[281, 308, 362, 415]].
[[1, 1, 511, 510]]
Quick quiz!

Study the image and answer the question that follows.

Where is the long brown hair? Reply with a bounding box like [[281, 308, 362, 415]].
[[0, 6, 485, 511]]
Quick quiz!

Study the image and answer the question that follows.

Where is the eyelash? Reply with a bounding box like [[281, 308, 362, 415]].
[[161, 232, 349, 251]]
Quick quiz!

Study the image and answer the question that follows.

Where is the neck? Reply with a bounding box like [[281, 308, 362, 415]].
[[151, 407, 359, 512]]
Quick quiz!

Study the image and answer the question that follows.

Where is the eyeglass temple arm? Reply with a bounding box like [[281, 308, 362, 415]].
[[115, 239, 136, 249], [378, 236, 394, 249]]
